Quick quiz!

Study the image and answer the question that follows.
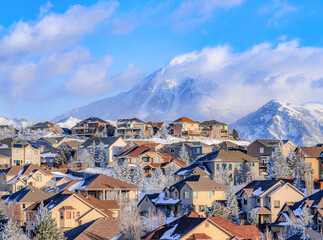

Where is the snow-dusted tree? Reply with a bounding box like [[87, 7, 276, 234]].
[[214, 163, 231, 187], [295, 205, 315, 233], [79, 149, 94, 168], [139, 129, 145, 139], [287, 148, 298, 177], [0, 199, 7, 219], [118, 203, 143, 240], [205, 201, 228, 219], [0, 219, 28, 240], [30, 202, 66, 240], [238, 162, 251, 184], [225, 187, 240, 225], [131, 161, 145, 189], [179, 143, 190, 165], [158, 125, 169, 139], [112, 162, 122, 180], [293, 166, 303, 191], [95, 142, 108, 167], [150, 168, 164, 191], [55, 143, 72, 165], [119, 161, 132, 184], [163, 165, 178, 187], [304, 165, 314, 196], [267, 140, 289, 179], [247, 208, 258, 225]]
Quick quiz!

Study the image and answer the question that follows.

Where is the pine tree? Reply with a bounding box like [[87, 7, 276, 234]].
[[158, 125, 169, 139], [267, 140, 289, 179], [179, 143, 190, 165], [287, 148, 298, 177], [293, 205, 315, 235], [97, 142, 108, 167], [205, 201, 228, 219], [225, 187, 240, 225], [131, 161, 145, 189], [214, 163, 231, 186], [112, 162, 122, 180], [139, 129, 145, 139], [119, 161, 131, 183], [150, 168, 164, 191], [0, 199, 7, 219], [0, 219, 28, 240], [293, 166, 303, 191], [30, 202, 66, 240], [55, 143, 72, 165], [248, 208, 258, 225], [232, 129, 239, 140]]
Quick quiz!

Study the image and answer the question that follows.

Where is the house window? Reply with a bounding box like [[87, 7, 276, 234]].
[[249, 162, 255, 167], [174, 192, 178, 198], [26, 149, 30, 155], [274, 200, 280, 208], [36, 174, 42, 182], [132, 158, 137, 163], [229, 164, 232, 170], [222, 163, 227, 170], [154, 156, 160, 163], [207, 191, 211, 199], [165, 191, 169, 198], [260, 147, 264, 154], [244, 198, 247, 205], [193, 191, 198, 199], [184, 190, 189, 199], [257, 198, 260, 203], [60, 212, 64, 219], [17, 185, 23, 191], [199, 205, 206, 212], [216, 164, 220, 170], [170, 149, 175, 153], [193, 148, 201, 154], [66, 212, 71, 219], [143, 157, 149, 162], [14, 149, 18, 155], [23, 204, 25, 209], [236, 162, 242, 167]]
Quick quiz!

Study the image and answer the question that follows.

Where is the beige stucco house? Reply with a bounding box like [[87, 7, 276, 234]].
[[169, 117, 201, 139], [297, 146, 323, 179]]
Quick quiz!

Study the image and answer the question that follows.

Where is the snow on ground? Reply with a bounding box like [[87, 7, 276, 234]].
[[80, 167, 114, 177]]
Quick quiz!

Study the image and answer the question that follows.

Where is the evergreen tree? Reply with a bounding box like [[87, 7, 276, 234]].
[[139, 129, 145, 139], [112, 162, 122, 180], [225, 187, 240, 225], [163, 165, 177, 187], [295, 205, 314, 232], [205, 201, 228, 219], [293, 166, 303, 191], [267, 140, 289, 179], [287, 148, 298, 177], [214, 163, 231, 187], [131, 161, 145, 189], [158, 125, 169, 139], [0, 219, 28, 240], [30, 202, 66, 240], [79, 149, 94, 168], [96, 142, 108, 167], [179, 143, 190, 165], [55, 143, 72, 165], [119, 161, 132, 183], [232, 129, 239, 140], [0, 199, 7, 219], [150, 168, 164, 191], [247, 208, 258, 225]]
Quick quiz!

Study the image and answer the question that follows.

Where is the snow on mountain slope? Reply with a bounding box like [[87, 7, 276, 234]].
[[230, 100, 323, 146], [53, 59, 218, 122], [56, 117, 81, 129], [0, 116, 34, 129]]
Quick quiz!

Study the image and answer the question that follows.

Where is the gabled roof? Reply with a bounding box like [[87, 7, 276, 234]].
[[40, 137, 67, 145], [4, 185, 53, 203], [256, 139, 292, 147], [298, 147, 323, 158], [290, 189, 323, 215], [186, 233, 211, 240], [236, 180, 282, 197], [118, 145, 153, 158], [173, 117, 198, 124], [117, 118, 144, 124], [196, 149, 259, 163], [83, 117, 108, 123], [64, 218, 122, 240], [175, 162, 211, 176], [81, 137, 124, 148], [74, 174, 139, 190]]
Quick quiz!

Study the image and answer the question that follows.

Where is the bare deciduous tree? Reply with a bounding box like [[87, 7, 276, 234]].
[[118, 203, 143, 240], [6, 202, 24, 226]]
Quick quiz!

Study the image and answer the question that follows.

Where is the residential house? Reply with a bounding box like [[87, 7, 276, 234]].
[[0, 154, 10, 169], [71, 117, 110, 138], [79, 137, 127, 166], [4, 185, 54, 225], [145, 122, 167, 137], [25, 190, 119, 231], [200, 120, 233, 140], [142, 212, 263, 240], [247, 139, 296, 173], [64, 218, 122, 240], [270, 189, 323, 235], [214, 141, 247, 151], [285, 229, 323, 240], [296, 146, 323, 179], [30, 121, 62, 134], [73, 174, 140, 202], [0, 164, 53, 193], [138, 175, 228, 215], [39, 136, 70, 148], [125, 140, 166, 152], [169, 117, 201, 139], [0, 139, 41, 166], [175, 149, 260, 185], [236, 180, 305, 225], [116, 118, 145, 138], [163, 141, 213, 161], [117, 145, 183, 176]]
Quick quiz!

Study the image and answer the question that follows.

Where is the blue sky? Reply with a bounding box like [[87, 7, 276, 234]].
[[0, 0, 323, 120]]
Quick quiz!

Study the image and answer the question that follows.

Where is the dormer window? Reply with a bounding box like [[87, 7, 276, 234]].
[[165, 191, 169, 198]]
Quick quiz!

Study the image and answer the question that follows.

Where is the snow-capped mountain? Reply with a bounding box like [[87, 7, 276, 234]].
[[53, 58, 218, 123], [0, 116, 35, 129], [56, 117, 81, 129], [230, 100, 323, 146]]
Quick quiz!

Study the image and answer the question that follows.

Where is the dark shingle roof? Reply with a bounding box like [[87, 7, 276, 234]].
[[5, 185, 53, 203], [81, 137, 122, 148], [236, 180, 281, 197]]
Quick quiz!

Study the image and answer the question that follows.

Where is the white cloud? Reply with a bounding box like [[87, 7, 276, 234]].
[[164, 40, 323, 122], [171, 0, 245, 31]]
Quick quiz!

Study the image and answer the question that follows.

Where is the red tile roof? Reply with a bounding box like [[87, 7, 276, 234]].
[[173, 117, 198, 124]]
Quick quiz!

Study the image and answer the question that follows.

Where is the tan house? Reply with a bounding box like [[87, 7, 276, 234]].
[[236, 180, 305, 224], [145, 122, 168, 137], [64, 218, 122, 240], [270, 189, 323, 235], [125, 140, 166, 152], [169, 117, 201, 139], [138, 175, 228, 215], [143, 213, 263, 240], [0, 138, 41, 166], [297, 146, 323, 179], [116, 118, 145, 138], [73, 174, 140, 202], [39, 137, 70, 148], [30, 121, 62, 134], [176, 150, 260, 185], [25, 190, 119, 231], [79, 137, 127, 166], [0, 164, 53, 193], [200, 120, 233, 140], [118, 145, 184, 176], [247, 139, 296, 173], [71, 117, 110, 138]]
